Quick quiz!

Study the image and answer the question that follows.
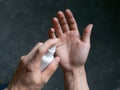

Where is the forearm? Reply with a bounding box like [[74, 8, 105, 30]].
[[63, 65, 89, 90]]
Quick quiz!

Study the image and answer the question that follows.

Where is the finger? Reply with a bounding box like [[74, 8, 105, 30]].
[[25, 42, 43, 61], [82, 24, 93, 43], [52, 17, 63, 36], [57, 11, 69, 32], [41, 57, 60, 82], [65, 9, 78, 31], [48, 28, 56, 39], [34, 39, 58, 63]]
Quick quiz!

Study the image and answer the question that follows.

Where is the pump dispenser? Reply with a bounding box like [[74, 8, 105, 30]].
[[40, 45, 56, 71]]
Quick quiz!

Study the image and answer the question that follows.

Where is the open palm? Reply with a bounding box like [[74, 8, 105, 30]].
[[49, 9, 93, 71]]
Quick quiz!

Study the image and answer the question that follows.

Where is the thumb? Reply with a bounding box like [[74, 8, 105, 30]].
[[41, 57, 60, 81], [82, 24, 93, 43]]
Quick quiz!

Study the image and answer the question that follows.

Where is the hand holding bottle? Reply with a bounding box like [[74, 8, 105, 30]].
[[5, 39, 60, 90]]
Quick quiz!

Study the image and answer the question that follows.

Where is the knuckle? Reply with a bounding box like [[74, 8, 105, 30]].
[[34, 82, 41, 87], [37, 48, 42, 54], [37, 42, 43, 47], [42, 78, 49, 84], [19, 55, 26, 64], [37, 48, 44, 56], [26, 64, 33, 72], [20, 55, 26, 60]]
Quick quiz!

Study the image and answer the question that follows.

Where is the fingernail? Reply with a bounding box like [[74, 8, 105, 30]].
[[54, 57, 60, 64], [90, 24, 93, 28]]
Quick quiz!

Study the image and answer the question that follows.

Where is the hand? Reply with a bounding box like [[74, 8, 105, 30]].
[[49, 9, 93, 90], [49, 9, 93, 72], [5, 39, 60, 90]]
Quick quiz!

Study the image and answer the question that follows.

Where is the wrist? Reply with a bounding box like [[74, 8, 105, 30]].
[[63, 65, 89, 90], [5, 82, 42, 90], [5, 82, 29, 90]]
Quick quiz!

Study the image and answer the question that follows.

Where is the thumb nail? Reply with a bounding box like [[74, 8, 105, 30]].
[[54, 57, 60, 64]]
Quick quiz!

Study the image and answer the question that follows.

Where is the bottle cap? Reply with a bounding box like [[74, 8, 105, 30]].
[[46, 45, 56, 57]]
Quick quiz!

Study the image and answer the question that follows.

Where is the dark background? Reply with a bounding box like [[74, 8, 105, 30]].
[[0, 0, 120, 90]]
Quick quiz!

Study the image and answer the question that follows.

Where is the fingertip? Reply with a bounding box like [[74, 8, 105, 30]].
[[89, 24, 93, 29], [53, 38, 59, 44], [85, 24, 93, 33], [54, 57, 60, 65], [65, 9, 71, 12], [48, 28, 53, 38], [82, 24, 93, 43], [50, 28, 55, 33], [87, 24, 93, 35], [57, 11, 65, 19], [52, 17, 58, 22], [57, 11, 63, 15], [89, 24, 93, 26], [65, 9, 73, 17], [42, 38, 58, 54]]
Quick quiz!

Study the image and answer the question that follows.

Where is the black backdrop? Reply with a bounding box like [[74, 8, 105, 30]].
[[0, 0, 120, 90]]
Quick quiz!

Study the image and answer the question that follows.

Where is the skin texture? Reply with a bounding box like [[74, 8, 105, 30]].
[[49, 9, 93, 90], [5, 39, 60, 90]]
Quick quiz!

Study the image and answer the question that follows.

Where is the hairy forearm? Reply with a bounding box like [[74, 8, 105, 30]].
[[63, 66, 89, 90]]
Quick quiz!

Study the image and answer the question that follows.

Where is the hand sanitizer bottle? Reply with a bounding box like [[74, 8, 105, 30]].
[[40, 45, 56, 71]]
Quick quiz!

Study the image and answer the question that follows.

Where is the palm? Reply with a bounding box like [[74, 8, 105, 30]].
[[56, 31, 90, 71]]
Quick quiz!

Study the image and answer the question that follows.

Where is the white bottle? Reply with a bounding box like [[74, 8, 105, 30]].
[[40, 45, 56, 71]]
